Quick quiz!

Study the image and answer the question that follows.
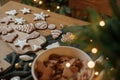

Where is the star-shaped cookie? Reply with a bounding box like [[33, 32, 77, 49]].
[[14, 39, 29, 50], [5, 9, 17, 16], [14, 18, 25, 25], [33, 12, 49, 21], [20, 8, 31, 14]]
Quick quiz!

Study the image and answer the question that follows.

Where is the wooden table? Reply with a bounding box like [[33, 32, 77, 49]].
[[0, 1, 103, 80]]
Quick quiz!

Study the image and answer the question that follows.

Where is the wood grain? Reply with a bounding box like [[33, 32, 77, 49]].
[[0, 1, 89, 69]]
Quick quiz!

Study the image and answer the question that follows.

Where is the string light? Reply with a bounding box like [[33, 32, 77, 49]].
[[39, 0, 43, 5], [87, 61, 95, 69], [66, 62, 71, 68], [91, 48, 98, 54], [90, 39, 93, 42], [47, 9, 51, 12], [99, 20, 105, 27], [106, 57, 109, 60], [94, 71, 99, 76], [56, 6, 60, 9], [33, 0, 37, 2]]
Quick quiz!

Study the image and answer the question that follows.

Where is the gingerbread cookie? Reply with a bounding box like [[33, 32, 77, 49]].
[[14, 18, 25, 25], [20, 8, 31, 14], [35, 21, 47, 30], [61, 32, 74, 42], [5, 9, 17, 16], [0, 16, 15, 25], [48, 24, 56, 30], [0, 25, 13, 35], [26, 31, 40, 40], [33, 12, 49, 21], [14, 39, 29, 50], [1, 33, 18, 43], [15, 23, 35, 33], [51, 29, 62, 39]]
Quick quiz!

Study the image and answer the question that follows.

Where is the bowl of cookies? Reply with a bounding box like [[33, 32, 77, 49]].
[[32, 46, 94, 80]]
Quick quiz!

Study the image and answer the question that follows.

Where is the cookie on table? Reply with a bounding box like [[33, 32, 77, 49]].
[[48, 24, 56, 30], [0, 16, 15, 25], [14, 18, 25, 25], [51, 29, 62, 39], [15, 23, 35, 33], [33, 12, 49, 21], [0, 25, 13, 35], [26, 31, 40, 40], [5, 9, 17, 16], [14, 39, 29, 50], [34, 21, 47, 30], [20, 7, 31, 14], [1, 33, 18, 43]]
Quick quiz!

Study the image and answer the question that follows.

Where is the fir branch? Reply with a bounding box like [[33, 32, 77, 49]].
[[109, 0, 120, 20]]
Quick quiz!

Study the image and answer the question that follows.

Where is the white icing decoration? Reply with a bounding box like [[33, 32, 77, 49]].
[[20, 8, 30, 14], [10, 76, 20, 80], [5, 9, 17, 16], [19, 55, 33, 61], [14, 39, 28, 50], [46, 42, 60, 49], [14, 18, 25, 25], [32, 45, 41, 51], [33, 12, 49, 21], [48, 24, 56, 30]]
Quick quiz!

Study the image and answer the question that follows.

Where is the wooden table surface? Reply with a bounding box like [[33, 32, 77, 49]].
[[0, 1, 103, 80]]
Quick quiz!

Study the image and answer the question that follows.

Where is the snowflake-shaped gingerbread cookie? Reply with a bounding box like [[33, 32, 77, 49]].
[[33, 12, 49, 21], [14, 39, 29, 50], [20, 8, 31, 14], [5, 9, 17, 16], [14, 18, 25, 25]]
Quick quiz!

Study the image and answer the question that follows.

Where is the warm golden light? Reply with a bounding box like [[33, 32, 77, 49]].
[[90, 39, 93, 42], [47, 9, 51, 12], [91, 48, 98, 54], [99, 20, 105, 27], [39, 1, 43, 5], [94, 71, 99, 76], [87, 61, 95, 69], [33, 0, 37, 2], [56, 6, 60, 9], [66, 62, 71, 68], [70, 34, 76, 40]]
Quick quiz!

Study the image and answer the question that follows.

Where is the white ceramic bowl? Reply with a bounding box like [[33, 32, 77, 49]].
[[32, 46, 94, 80]]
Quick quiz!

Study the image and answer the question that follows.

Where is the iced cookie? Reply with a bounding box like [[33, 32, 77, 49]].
[[20, 8, 31, 14], [0, 16, 15, 25], [14, 39, 29, 50], [14, 18, 25, 25], [33, 12, 49, 21], [48, 24, 56, 30], [2, 33, 18, 43], [5, 9, 17, 16], [26, 31, 40, 40], [15, 23, 35, 33], [34, 21, 47, 30], [0, 25, 13, 35], [51, 29, 62, 39]]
